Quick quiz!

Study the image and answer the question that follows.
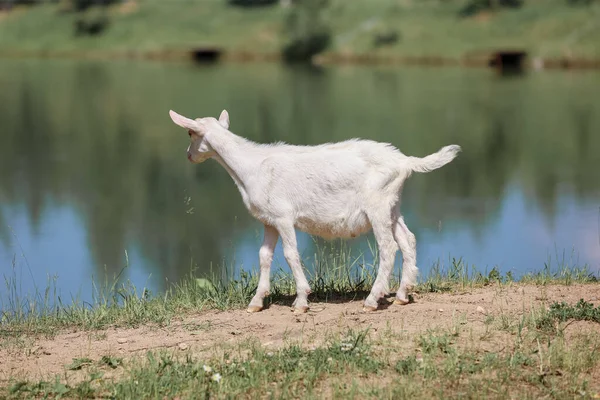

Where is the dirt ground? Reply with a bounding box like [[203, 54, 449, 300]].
[[2, 284, 599, 385]]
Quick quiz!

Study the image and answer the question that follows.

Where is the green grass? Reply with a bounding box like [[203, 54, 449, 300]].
[[1, 247, 597, 339], [1, 247, 599, 399], [3, 304, 600, 399], [0, 0, 599, 61]]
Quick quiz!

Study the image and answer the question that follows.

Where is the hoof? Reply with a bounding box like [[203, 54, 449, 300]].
[[362, 305, 378, 312], [394, 298, 409, 305], [292, 306, 309, 314], [246, 305, 263, 313]]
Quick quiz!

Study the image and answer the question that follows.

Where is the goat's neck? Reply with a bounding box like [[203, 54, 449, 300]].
[[207, 129, 261, 205]]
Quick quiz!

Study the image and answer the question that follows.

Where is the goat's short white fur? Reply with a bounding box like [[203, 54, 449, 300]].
[[170, 109, 461, 313]]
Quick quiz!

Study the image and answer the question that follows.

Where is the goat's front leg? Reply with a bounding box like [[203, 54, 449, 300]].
[[364, 219, 398, 312], [247, 225, 279, 313], [278, 223, 311, 313]]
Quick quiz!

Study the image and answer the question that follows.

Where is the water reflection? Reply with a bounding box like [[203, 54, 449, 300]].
[[0, 59, 599, 305]]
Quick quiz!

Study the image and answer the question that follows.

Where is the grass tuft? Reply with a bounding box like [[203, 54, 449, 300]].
[[535, 299, 600, 332]]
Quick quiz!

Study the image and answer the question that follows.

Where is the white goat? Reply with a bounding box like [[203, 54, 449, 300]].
[[169, 109, 461, 313]]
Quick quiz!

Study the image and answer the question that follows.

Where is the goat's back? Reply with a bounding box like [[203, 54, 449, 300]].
[[249, 139, 409, 237]]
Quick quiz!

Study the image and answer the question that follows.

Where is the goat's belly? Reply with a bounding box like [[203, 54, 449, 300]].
[[295, 212, 371, 240]]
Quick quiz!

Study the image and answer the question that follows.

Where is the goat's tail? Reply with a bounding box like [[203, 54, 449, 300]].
[[404, 144, 461, 173]]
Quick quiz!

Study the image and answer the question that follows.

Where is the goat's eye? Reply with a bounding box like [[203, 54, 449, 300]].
[[188, 131, 192, 137]]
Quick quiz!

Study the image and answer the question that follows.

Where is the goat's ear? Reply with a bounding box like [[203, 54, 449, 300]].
[[169, 110, 199, 131], [218, 109, 230, 129]]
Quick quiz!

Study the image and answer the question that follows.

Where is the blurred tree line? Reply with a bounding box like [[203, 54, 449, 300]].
[[1, 0, 598, 61], [458, 0, 596, 16], [1, 0, 119, 8]]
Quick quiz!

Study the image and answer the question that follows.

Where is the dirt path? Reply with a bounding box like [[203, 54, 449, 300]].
[[2, 284, 599, 385]]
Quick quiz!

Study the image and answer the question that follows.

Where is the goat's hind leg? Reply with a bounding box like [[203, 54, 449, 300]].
[[364, 217, 398, 312], [393, 215, 418, 305], [247, 225, 279, 313]]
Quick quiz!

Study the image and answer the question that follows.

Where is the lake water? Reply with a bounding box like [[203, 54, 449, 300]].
[[1, 59, 599, 306]]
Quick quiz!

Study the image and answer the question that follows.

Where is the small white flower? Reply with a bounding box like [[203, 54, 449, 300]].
[[203, 365, 212, 373], [211, 373, 222, 383], [340, 342, 353, 352], [266, 352, 274, 357]]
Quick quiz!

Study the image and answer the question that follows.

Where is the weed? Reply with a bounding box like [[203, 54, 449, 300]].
[[418, 331, 453, 354], [66, 357, 94, 371], [395, 355, 418, 375], [100, 355, 123, 369], [536, 299, 600, 332]]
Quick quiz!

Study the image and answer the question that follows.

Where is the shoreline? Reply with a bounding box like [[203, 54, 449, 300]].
[[1, 261, 597, 335], [2, 48, 600, 71]]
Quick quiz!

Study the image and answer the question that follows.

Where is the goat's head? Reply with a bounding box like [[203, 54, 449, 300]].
[[169, 109, 230, 163]]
